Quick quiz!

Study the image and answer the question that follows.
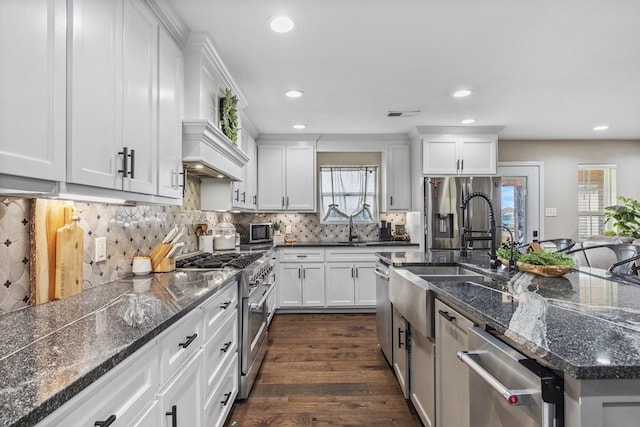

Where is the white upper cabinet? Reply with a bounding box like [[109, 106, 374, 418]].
[[157, 25, 184, 198], [422, 134, 497, 175], [257, 143, 316, 211], [0, 0, 67, 182], [387, 144, 411, 211], [68, 0, 157, 194]]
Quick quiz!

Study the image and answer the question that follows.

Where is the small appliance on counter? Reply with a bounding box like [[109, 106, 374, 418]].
[[213, 220, 237, 250], [392, 224, 410, 241], [236, 222, 273, 244], [379, 220, 392, 241]]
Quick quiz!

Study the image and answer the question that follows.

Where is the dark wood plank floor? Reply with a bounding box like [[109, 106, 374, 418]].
[[224, 313, 423, 426]]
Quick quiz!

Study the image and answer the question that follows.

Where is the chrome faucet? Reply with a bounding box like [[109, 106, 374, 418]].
[[348, 216, 358, 242], [459, 192, 499, 270]]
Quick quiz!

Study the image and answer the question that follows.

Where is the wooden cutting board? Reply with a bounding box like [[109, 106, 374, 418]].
[[54, 207, 84, 299]]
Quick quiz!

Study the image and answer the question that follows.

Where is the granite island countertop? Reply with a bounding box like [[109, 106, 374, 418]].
[[383, 250, 640, 380], [0, 269, 240, 427]]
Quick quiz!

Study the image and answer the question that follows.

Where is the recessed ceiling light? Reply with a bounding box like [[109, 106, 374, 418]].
[[293, 124, 307, 130], [270, 16, 294, 33], [593, 125, 609, 131], [461, 118, 476, 124], [452, 89, 472, 98], [285, 90, 304, 98], [216, 174, 225, 179]]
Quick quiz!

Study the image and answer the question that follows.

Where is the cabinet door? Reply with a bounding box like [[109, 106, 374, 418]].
[[257, 145, 286, 210], [278, 264, 303, 307], [0, 0, 66, 182], [387, 145, 411, 211], [67, 0, 122, 189], [435, 299, 473, 427], [411, 332, 436, 427], [392, 308, 409, 398], [325, 263, 355, 306], [354, 263, 376, 306], [131, 400, 162, 427], [285, 145, 315, 211], [422, 138, 459, 175], [244, 135, 258, 209], [121, 0, 157, 194], [157, 25, 183, 198], [159, 351, 203, 427], [302, 263, 325, 306], [458, 136, 496, 175]]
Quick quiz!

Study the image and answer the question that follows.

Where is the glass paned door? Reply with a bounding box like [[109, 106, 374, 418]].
[[498, 164, 541, 246]]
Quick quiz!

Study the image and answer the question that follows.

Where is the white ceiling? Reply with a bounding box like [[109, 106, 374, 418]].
[[168, 0, 640, 140]]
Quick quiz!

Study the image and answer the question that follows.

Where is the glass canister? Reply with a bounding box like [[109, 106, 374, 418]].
[[213, 220, 236, 250]]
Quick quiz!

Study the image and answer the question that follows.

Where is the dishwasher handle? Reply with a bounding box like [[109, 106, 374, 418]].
[[457, 350, 530, 406], [374, 267, 390, 281]]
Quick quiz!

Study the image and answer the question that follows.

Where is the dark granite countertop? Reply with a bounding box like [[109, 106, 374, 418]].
[[386, 250, 640, 380], [0, 269, 240, 427], [276, 240, 419, 248]]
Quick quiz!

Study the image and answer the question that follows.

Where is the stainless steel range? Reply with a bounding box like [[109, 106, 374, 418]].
[[176, 250, 276, 399]]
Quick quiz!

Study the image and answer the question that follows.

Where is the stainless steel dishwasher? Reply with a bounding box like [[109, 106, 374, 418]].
[[374, 260, 393, 366], [458, 327, 564, 427]]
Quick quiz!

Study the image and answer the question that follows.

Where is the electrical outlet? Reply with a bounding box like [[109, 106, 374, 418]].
[[95, 237, 107, 262], [286, 225, 292, 234], [545, 207, 558, 217]]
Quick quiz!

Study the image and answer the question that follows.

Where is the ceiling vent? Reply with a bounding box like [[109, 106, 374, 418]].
[[387, 110, 420, 117]]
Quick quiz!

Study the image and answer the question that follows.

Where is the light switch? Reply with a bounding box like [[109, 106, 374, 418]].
[[286, 225, 292, 234], [545, 208, 557, 217], [95, 237, 107, 262]]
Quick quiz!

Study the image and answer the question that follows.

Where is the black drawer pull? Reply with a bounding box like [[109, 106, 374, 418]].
[[94, 415, 116, 427], [220, 301, 231, 309], [221, 392, 232, 406], [179, 333, 198, 349], [221, 341, 232, 353], [398, 328, 405, 348], [438, 310, 456, 322], [165, 405, 177, 427]]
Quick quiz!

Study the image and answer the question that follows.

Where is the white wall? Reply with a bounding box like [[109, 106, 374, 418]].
[[499, 139, 640, 240]]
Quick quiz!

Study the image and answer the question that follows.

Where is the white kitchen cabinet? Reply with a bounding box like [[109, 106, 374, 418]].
[[0, 0, 67, 183], [230, 132, 257, 210], [278, 249, 325, 307], [393, 307, 410, 399], [325, 262, 376, 306], [158, 349, 204, 427], [422, 134, 497, 175], [203, 353, 239, 427], [435, 298, 474, 427], [387, 145, 411, 211], [411, 331, 436, 427], [159, 305, 204, 385], [157, 25, 184, 199], [257, 144, 316, 211]]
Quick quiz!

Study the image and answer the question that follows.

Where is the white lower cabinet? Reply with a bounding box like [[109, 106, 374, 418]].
[[131, 400, 162, 426], [325, 262, 376, 306], [158, 349, 204, 427], [278, 249, 325, 307], [203, 353, 239, 427], [410, 331, 436, 427], [392, 307, 410, 399]]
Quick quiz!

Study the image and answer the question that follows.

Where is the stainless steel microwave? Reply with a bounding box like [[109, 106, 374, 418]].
[[237, 223, 273, 244]]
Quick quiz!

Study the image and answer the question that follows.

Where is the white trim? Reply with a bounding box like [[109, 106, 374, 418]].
[[498, 161, 545, 240]]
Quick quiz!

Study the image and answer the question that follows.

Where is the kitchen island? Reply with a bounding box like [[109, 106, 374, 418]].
[[379, 250, 640, 427]]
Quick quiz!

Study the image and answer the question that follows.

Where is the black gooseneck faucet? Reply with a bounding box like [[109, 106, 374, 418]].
[[460, 192, 500, 270]]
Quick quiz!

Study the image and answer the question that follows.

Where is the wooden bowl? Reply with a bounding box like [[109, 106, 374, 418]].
[[516, 262, 573, 277]]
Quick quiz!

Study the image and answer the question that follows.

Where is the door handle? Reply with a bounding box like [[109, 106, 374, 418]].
[[398, 327, 405, 348], [128, 149, 135, 178], [178, 333, 198, 349], [165, 405, 177, 427], [438, 309, 456, 322], [94, 415, 116, 427], [118, 147, 128, 177]]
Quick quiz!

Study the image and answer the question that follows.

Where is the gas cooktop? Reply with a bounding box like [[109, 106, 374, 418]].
[[176, 251, 265, 270]]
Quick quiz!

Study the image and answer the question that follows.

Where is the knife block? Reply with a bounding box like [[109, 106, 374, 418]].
[[152, 257, 175, 273]]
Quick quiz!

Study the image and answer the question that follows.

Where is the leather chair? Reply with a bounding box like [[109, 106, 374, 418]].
[[566, 243, 640, 275]]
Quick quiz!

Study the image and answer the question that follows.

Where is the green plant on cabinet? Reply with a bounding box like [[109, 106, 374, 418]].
[[220, 88, 239, 144]]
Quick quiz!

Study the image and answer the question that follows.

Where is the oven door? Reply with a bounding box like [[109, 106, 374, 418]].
[[242, 283, 271, 374]]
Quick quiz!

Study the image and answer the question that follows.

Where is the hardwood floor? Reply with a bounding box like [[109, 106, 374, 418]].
[[224, 313, 423, 426]]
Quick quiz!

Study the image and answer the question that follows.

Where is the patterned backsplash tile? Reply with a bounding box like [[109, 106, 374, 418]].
[[0, 176, 408, 315]]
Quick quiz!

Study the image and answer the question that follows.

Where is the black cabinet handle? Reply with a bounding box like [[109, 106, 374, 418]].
[[165, 405, 177, 427], [241, 191, 246, 203], [118, 147, 128, 177], [253, 194, 257, 205], [221, 341, 232, 353], [282, 196, 285, 208], [460, 158, 464, 172], [438, 310, 456, 322], [220, 301, 231, 309], [94, 415, 116, 427], [221, 392, 232, 406], [355, 267, 359, 278], [128, 149, 135, 178], [179, 333, 197, 349], [398, 327, 405, 348], [180, 168, 187, 196], [390, 195, 393, 206]]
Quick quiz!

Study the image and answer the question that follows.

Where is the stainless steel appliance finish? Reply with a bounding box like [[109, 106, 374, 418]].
[[176, 250, 275, 400], [424, 176, 502, 250], [236, 222, 273, 244], [459, 327, 564, 427], [374, 260, 393, 365]]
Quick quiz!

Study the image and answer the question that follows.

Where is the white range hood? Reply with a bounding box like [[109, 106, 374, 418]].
[[182, 119, 249, 181]]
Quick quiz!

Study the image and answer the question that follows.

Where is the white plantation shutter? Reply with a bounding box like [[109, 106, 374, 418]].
[[578, 165, 616, 239]]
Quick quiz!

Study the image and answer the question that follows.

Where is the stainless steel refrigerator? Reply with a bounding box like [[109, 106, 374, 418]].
[[424, 176, 502, 250]]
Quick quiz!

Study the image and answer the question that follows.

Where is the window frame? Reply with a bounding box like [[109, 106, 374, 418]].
[[318, 165, 379, 224], [577, 164, 617, 239]]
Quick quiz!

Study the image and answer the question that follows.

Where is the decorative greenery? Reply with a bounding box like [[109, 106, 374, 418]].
[[496, 237, 523, 261], [604, 196, 640, 238], [519, 251, 574, 267], [220, 88, 239, 144], [272, 220, 282, 231]]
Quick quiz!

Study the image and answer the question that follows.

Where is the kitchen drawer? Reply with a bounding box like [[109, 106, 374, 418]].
[[203, 353, 239, 427], [160, 307, 204, 384], [201, 279, 238, 341], [325, 248, 378, 262], [38, 340, 160, 427], [279, 248, 325, 262], [203, 310, 238, 394]]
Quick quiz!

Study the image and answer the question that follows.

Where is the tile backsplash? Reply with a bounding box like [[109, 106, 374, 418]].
[[0, 177, 407, 315]]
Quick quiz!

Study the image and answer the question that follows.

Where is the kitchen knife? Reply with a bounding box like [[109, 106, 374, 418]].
[[162, 226, 178, 244], [169, 231, 183, 246], [166, 242, 184, 258]]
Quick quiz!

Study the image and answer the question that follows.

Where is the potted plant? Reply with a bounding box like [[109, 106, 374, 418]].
[[219, 88, 239, 144], [603, 196, 640, 238], [272, 220, 282, 235]]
